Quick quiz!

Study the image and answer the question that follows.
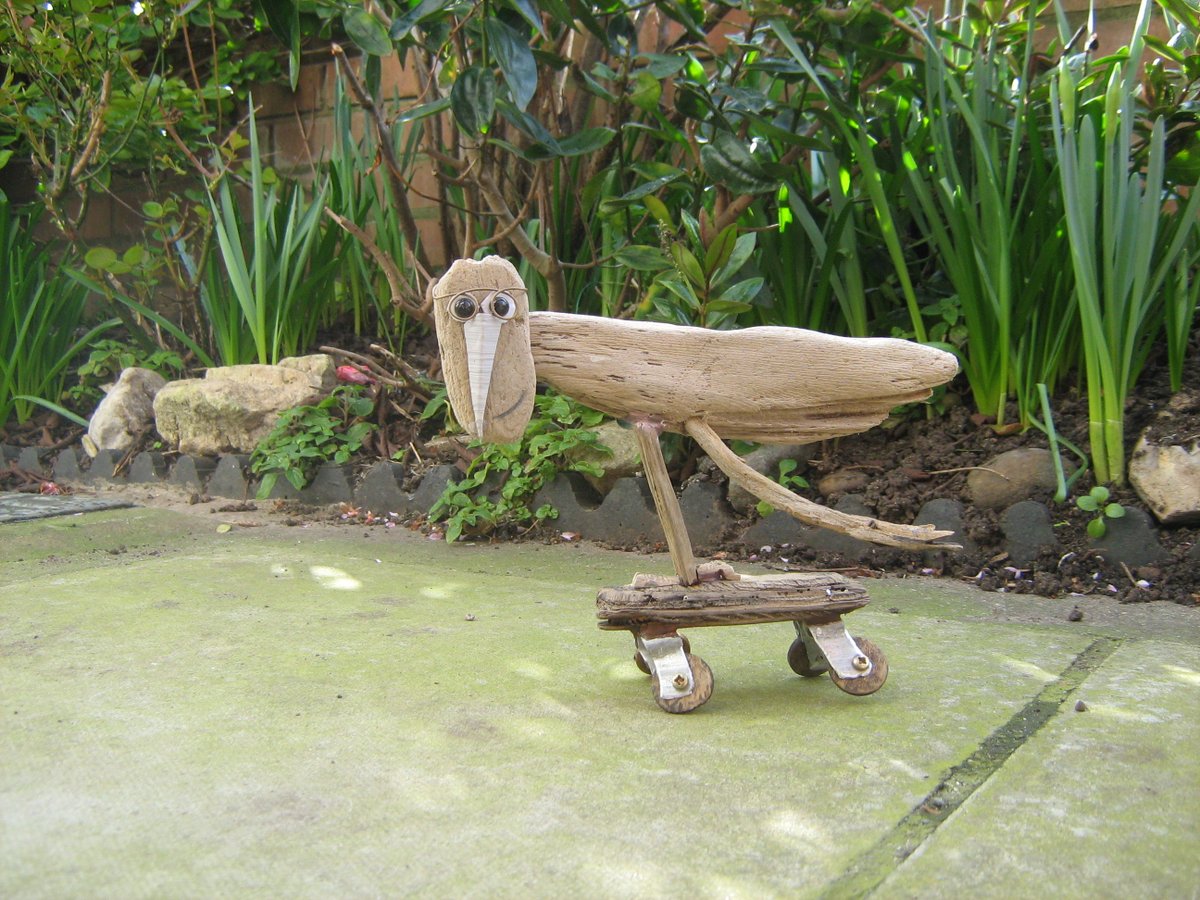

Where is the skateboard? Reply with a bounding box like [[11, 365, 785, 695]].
[[597, 567, 888, 713]]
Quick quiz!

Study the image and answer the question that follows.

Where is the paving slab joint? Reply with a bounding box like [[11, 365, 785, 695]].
[[821, 636, 1125, 900]]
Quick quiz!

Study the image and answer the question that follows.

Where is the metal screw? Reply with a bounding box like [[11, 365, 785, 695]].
[[672, 674, 689, 690], [853, 654, 870, 672]]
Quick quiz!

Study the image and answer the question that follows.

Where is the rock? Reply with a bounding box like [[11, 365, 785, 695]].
[[725, 444, 811, 515], [563, 421, 643, 494], [740, 510, 800, 550], [83, 367, 166, 458], [126, 452, 166, 483], [530, 472, 600, 537], [798, 494, 876, 562], [409, 464, 459, 516], [17, 446, 47, 475], [914, 497, 975, 566], [967, 448, 1071, 510], [1090, 506, 1167, 569], [592, 476, 662, 548], [1000, 501, 1058, 567], [52, 448, 83, 483], [278, 354, 337, 392], [678, 480, 736, 551], [1128, 434, 1200, 525], [83, 448, 121, 483], [816, 469, 870, 497], [153, 356, 333, 456], [167, 455, 215, 491], [355, 461, 412, 516], [207, 455, 252, 499], [301, 464, 353, 505]]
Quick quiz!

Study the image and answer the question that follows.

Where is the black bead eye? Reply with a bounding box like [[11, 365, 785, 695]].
[[490, 292, 515, 320], [450, 295, 477, 321]]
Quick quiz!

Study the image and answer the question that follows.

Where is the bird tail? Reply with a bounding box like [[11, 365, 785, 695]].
[[684, 419, 960, 552]]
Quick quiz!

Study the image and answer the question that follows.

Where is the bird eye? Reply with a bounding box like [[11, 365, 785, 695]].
[[490, 293, 516, 320], [450, 295, 478, 321]]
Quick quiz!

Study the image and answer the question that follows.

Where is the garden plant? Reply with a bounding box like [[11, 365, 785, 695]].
[[0, 0, 1196, 558]]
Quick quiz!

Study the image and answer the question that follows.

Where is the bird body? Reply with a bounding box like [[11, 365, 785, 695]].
[[528, 313, 958, 444]]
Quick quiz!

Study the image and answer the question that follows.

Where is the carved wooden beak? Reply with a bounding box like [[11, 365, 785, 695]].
[[462, 312, 504, 440]]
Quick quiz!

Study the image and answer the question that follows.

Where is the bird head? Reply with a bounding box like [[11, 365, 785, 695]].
[[430, 256, 536, 443]]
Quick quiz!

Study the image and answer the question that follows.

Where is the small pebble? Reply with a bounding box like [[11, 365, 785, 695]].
[[1074, 700, 1088, 712], [1067, 606, 1084, 622], [464, 614, 476, 622]]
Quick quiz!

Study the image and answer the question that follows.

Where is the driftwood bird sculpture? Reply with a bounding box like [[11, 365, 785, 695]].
[[431, 256, 959, 585]]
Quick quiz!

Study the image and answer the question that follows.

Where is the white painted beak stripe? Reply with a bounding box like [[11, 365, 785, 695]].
[[463, 314, 504, 439]]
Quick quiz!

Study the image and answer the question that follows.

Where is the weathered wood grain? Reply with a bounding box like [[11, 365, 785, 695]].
[[529, 313, 958, 444], [430, 257, 536, 443], [597, 571, 869, 612]]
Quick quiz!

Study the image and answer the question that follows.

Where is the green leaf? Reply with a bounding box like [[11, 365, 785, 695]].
[[1086, 517, 1107, 539], [343, 8, 393, 56], [670, 244, 705, 287], [643, 194, 672, 227], [506, 0, 545, 34], [616, 245, 672, 271], [390, 0, 447, 41], [713, 232, 757, 288], [84, 247, 119, 271], [703, 225, 737, 278], [485, 18, 537, 111], [451, 66, 497, 135], [1076, 495, 1099, 512], [1104, 503, 1125, 519], [553, 127, 615, 157], [715, 276, 763, 305], [700, 132, 777, 195], [630, 70, 662, 112]]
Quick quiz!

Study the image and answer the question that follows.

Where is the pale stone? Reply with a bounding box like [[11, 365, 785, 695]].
[[83, 367, 167, 457], [564, 420, 643, 494], [279, 354, 337, 392], [817, 469, 870, 497], [153, 361, 331, 456], [967, 448, 1073, 510], [1129, 435, 1200, 526]]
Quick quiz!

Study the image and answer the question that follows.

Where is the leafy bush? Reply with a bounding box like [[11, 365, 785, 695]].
[[250, 386, 377, 499], [64, 339, 185, 412], [429, 394, 610, 543]]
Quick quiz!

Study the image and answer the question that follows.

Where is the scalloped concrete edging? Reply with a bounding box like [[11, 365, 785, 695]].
[[3, 444, 1175, 574]]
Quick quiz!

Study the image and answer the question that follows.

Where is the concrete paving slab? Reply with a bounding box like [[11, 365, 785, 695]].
[[877, 639, 1200, 898], [0, 507, 1196, 898]]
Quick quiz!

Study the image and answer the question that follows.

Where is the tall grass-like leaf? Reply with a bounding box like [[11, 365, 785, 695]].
[[770, 20, 928, 343], [204, 102, 339, 365], [1, 197, 117, 427], [897, 11, 1074, 426], [1051, 0, 1200, 483]]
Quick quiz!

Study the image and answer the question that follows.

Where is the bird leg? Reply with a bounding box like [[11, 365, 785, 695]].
[[684, 419, 961, 551], [632, 419, 700, 585]]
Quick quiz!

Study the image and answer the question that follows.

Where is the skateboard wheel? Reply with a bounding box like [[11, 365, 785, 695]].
[[634, 633, 690, 676], [652, 653, 713, 714], [829, 636, 888, 696], [787, 637, 830, 677]]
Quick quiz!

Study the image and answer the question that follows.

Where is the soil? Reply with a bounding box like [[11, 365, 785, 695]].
[[3, 333, 1198, 608]]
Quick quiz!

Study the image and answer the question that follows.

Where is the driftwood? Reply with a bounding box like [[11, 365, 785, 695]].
[[528, 313, 958, 443], [431, 257, 536, 443], [428, 256, 961, 552], [597, 571, 870, 629]]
